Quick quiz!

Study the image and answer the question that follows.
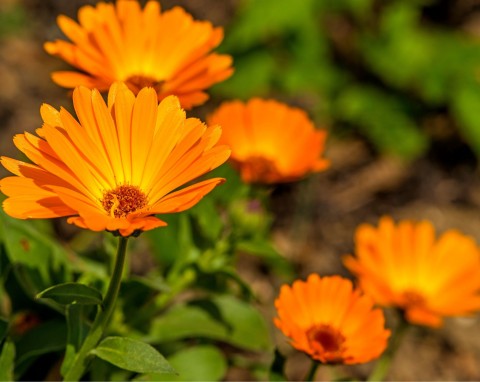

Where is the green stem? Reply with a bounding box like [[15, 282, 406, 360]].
[[305, 360, 320, 382], [63, 236, 129, 382], [367, 312, 409, 382]]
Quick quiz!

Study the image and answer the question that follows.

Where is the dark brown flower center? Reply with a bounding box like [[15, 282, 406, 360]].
[[102, 185, 147, 218], [306, 324, 346, 363], [125, 74, 164, 94], [402, 289, 426, 308], [239, 156, 280, 183]]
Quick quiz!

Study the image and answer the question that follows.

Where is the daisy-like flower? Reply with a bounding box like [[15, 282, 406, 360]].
[[207, 99, 329, 184], [44, 0, 233, 109], [0, 83, 230, 237], [344, 216, 480, 328], [274, 274, 390, 364]]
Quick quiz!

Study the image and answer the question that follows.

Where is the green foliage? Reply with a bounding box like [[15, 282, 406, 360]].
[[91, 337, 175, 374], [148, 295, 271, 352], [217, 0, 480, 160], [36, 283, 103, 306], [138, 345, 227, 382], [0, 339, 15, 381]]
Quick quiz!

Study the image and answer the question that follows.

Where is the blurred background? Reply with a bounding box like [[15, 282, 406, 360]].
[[2, 0, 480, 379]]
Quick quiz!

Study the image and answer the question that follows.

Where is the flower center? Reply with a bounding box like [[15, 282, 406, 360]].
[[101, 185, 147, 218], [306, 324, 346, 363], [402, 289, 426, 308], [125, 74, 164, 94], [240, 156, 280, 183]]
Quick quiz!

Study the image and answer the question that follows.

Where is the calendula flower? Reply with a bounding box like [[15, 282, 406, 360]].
[[0, 83, 230, 237], [207, 99, 329, 184], [344, 216, 480, 328], [274, 274, 390, 364], [44, 0, 233, 109]]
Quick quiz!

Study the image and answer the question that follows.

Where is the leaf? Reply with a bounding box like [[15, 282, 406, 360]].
[[148, 295, 272, 352], [36, 282, 103, 306], [336, 85, 428, 159], [91, 336, 175, 374], [61, 305, 89, 377], [0, 211, 72, 297], [15, 319, 66, 373], [452, 80, 480, 157], [236, 240, 293, 277], [137, 346, 227, 382], [0, 339, 15, 381], [0, 318, 8, 343]]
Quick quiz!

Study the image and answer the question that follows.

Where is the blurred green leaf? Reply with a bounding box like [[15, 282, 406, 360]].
[[15, 319, 66, 373], [0, 211, 72, 298], [236, 240, 293, 277], [189, 199, 223, 243], [452, 79, 480, 157], [213, 51, 277, 99], [336, 86, 428, 159], [0, 339, 15, 381], [36, 282, 102, 306], [91, 336, 175, 374], [145, 214, 195, 268], [148, 295, 271, 352], [0, 318, 8, 343], [61, 304, 89, 377], [138, 345, 227, 382]]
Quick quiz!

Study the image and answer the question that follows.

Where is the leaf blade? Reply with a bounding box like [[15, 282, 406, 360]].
[[92, 336, 175, 374]]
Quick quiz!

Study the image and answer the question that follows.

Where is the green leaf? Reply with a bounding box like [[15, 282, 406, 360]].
[[61, 305, 89, 377], [0, 318, 8, 343], [148, 295, 272, 352], [452, 80, 480, 157], [137, 346, 227, 382], [0, 211, 72, 297], [236, 240, 293, 277], [0, 339, 15, 381], [336, 86, 428, 159], [15, 319, 66, 373], [91, 336, 175, 374], [36, 282, 103, 306]]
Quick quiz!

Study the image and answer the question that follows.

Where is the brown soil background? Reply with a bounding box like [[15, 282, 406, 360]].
[[2, 0, 480, 380]]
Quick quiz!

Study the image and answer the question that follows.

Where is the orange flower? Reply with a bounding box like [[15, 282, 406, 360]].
[[344, 216, 480, 328], [207, 99, 329, 184], [44, 0, 233, 109], [274, 274, 390, 364], [0, 83, 230, 237]]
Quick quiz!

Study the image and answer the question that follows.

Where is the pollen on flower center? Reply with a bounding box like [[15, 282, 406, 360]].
[[125, 74, 164, 94], [306, 324, 346, 362], [101, 185, 148, 218]]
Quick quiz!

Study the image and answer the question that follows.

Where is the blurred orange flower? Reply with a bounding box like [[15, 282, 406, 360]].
[[0, 83, 230, 237], [274, 274, 390, 364], [344, 216, 480, 327], [207, 99, 329, 184], [44, 0, 233, 109]]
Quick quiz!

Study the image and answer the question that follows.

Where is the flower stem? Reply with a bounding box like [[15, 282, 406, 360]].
[[63, 236, 129, 382], [305, 360, 320, 381], [367, 312, 409, 382]]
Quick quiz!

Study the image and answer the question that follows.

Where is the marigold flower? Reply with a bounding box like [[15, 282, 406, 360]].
[[207, 99, 329, 184], [274, 274, 390, 364], [44, 0, 233, 109], [0, 83, 230, 237], [344, 216, 480, 328]]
